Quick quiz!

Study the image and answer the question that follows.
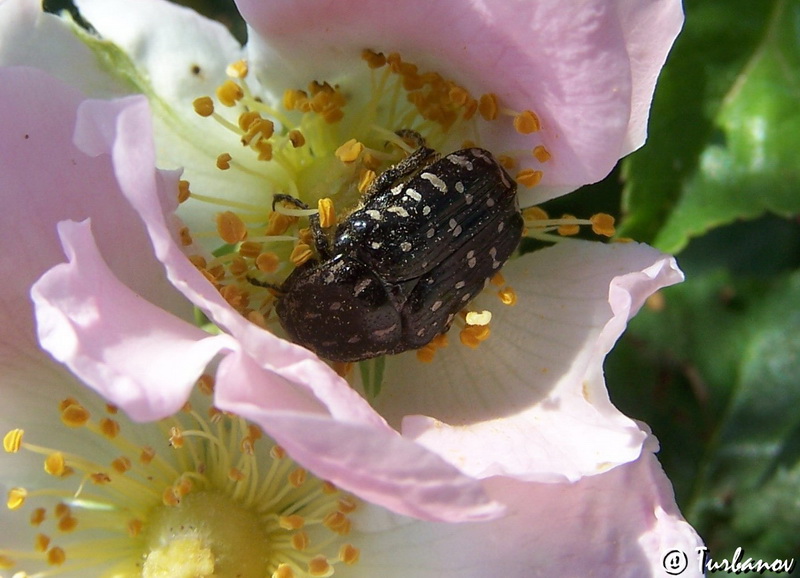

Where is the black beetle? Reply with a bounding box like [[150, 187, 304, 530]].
[[269, 138, 523, 362]]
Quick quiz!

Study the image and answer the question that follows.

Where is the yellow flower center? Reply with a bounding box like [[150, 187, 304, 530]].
[[2, 378, 360, 577], [177, 50, 614, 370]]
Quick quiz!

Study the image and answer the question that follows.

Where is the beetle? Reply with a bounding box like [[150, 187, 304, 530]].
[[269, 136, 523, 362]]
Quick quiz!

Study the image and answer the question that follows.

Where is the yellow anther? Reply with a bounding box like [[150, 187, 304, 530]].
[[128, 518, 144, 537], [288, 129, 306, 148], [273, 563, 296, 578], [226, 59, 249, 78], [58, 514, 79, 532], [358, 168, 377, 193], [497, 154, 516, 170], [256, 251, 280, 273], [516, 169, 543, 188], [228, 467, 245, 481], [238, 110, 261, 131], [238, 241, 261, 259], [431, 333, 449, 348], [35, 533, 50, 551], [323, 510, 351, 534], [31, 507, 46, 526], [90, 472, 111, 485], [448, 84, 472, 106], [140, 445, 156, 465], [362, 48, 387, 68], [220, 285, 249, 310], [362, 153, 381, 171], [288, 468, 307, 488], [47, 546, 66, 566], [337, 496, 358, 513], [490, 272, 506, 286], [308, 556, 332, 577], [465, 310, 492, 326], [256, 141, 273, 161], [60, 400, 90, 427], [216, 152, 233, 170], [532, 145, 552, 163], [112, 456, 132, 474], [557, 214, 580, 236], [339, 544, 360, 565], [523, 206, 549, 221], [248, 424, 262, 440], [162, 486, 181, 506], [416, 346, 436, 362], [99, 418, 120, 439], [179, 226, 193, 247], [514, 109, 541, 133], [283, 88, 307, 111], [318, 198, 336, 228], [0, 555, 16, 569], [192, 96, 214, 117], [105, 404, 118, 414], [3, 429, 23, 453], [197, 374, 215, 395], [478, 93, 500, 121], [242, 119, 275, 146], [216, 79, 244, 107], [54, 503, 70, 518], [322, 107, 344, 124], [266, 211, 294, 236], [178, 179, 191, 203], [298, 227, 314, 246], [216, 211, 248, 244], [229, 256, 249, 277], [169, 427, 184, 448], [44, 452, 67, 477], [7, 487, 27, 510], [335, 138, 364, 163], [590, 213, 616, 237], [271, 445, 286, 459], [290, 243, 314, 266], [498, 287, 518, 306], [459, 325, 490, 348], [291, 531, 310, 551], [279, 514, 306, 530]]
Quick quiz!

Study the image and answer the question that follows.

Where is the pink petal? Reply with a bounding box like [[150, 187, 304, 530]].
[[31, 219, 234, 421], [354, 442, 704, 577], [0, 67, 188, 364], [215, 351, 503, 523], [237, 0, 682, 201], [373, 241, 683, 481]]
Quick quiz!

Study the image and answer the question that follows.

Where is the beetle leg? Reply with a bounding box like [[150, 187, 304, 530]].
[[246, 275, 285, 295], [271, 194, 333, 260]]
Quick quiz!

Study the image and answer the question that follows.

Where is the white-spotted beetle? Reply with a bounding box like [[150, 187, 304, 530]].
[[271, 134, 523, 362]]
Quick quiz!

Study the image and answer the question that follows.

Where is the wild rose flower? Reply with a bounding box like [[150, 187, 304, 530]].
[[0, 0, 690, 531]]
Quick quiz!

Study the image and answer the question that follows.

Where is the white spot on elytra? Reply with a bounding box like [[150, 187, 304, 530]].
[[465, 194, 473, 205], [447, 154, 474, 170], [453, 225, 462, 237], [486, 198, 496, 207], [448, 218, 458, 230], [330, 301, 342, 310], [391, 184, 404, 195], [498, 222, 505, 232], [354, 278, 372, 296], [426, 228, 435, 238], [423, 205, 431, 216], [467, 250, 475, 259], [431, 300, 443, 312], [405, 189, 422, 202], [367, 209, 382, 220], [421, 172, 448, 193], [373, 324, 398, 337], [387, 206, 410, 218], [461, 292, 472, 302], [468, 257, 477, 268], [455, 182, 465, 193], [371, 241, 382, 249], [401, 241, 412, 252], [455, 281, 466, 289]]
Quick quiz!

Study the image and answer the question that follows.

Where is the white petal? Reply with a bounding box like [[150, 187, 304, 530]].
[[374, 240, 683, 481]]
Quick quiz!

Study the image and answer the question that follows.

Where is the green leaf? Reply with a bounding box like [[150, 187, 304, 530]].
[[619, 0, 800, 252], [607, 268, 800, 568]]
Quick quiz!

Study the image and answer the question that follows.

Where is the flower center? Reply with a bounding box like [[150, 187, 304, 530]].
[[177, 50, 614, 371], [2, 377, 360, 577]]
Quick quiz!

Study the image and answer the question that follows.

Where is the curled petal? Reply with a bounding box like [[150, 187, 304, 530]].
[[31, 220, 234, 421], [215, 351, 503, 523]]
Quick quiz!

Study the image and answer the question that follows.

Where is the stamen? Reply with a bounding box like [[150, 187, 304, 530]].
[[216, 79, 244, 107], [318, 198, 336, 228], [532, 145, 552, 163], [516, 168, 543, 188], [513, 110, 541, 134]]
